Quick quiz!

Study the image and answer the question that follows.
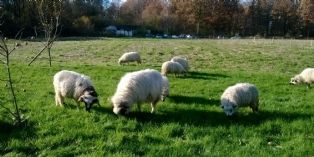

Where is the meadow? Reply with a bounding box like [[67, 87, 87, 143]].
[[0, 38, 313, 156]]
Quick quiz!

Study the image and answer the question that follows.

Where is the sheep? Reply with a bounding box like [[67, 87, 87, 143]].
[[53, 70, 99, 111], [118, 52, 141, 65], [15, 43, 21, 47], [161, 61, 186, 76], [111, 69, 163, 115], [220, 83, 259, 116], [171, 56, 189, 71], [290, 68, 314, 88], [161, 76, 170, 101]]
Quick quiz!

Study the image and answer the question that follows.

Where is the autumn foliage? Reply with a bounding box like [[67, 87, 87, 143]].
[[0, 0, 313, 37]]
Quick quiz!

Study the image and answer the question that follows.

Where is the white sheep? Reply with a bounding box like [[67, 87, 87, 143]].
[[171, 56, 189, 71], [220, 83, 259, 116], [111, 69, 163, 115], [161, 61, 186, 76], [53, 70, 99, 111], [161, 76, 170, 101], [290, 68, 314, 88], [118, 52, 141, 65]]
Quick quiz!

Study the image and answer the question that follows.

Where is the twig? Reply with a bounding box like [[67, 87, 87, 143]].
[[33, 26, 38, 38], [0, 103, 16, 116], [8, 47, 16, 55], [0, 41, 8, 52], [0, 58, 6, 64], [14, 28, 25, 40], [0, 77, 8, 82], [28, 41, 50, 66], [0, 51, 5, 56]]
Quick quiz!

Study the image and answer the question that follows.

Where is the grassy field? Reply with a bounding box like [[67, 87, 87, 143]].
[[0, 38, 314, 156]]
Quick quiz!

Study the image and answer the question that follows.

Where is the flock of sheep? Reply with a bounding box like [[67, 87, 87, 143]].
[[53, 51, 314, 116]]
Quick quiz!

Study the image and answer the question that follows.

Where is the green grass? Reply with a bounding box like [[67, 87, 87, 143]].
[[1, 38, 314, 156]]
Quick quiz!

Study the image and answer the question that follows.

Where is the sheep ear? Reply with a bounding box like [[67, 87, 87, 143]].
[[91, 91, 98, 97]]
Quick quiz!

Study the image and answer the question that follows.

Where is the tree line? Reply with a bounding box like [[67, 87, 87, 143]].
[[0, 0, 313, 38]]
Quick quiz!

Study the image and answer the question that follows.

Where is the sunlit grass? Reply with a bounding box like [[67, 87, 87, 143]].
[[0, 38, 313, 156]]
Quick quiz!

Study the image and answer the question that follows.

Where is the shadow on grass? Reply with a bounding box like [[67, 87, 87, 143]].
[[184, 71, 230, 80], [156, 71, 230, 80], [129, 109, 312, 127], [0, 120, 37, 156], [0, 120, 14, 135], [168, 95, 220, 105], [93, 106, 113, 114]]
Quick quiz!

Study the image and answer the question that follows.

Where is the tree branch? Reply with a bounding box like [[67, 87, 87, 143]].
[[14, 28, 25, 40], [0, 58, 6, 64], [8, 47, 16, 55], [0, 38, 8, 53], [28, 43, 49, 66], [0, 51, 5, 56], [0, 103, 16, 116]]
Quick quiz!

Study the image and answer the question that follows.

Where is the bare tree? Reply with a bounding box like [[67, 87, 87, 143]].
[[28, 0, 62, 67], [0, 34, 24, 124]]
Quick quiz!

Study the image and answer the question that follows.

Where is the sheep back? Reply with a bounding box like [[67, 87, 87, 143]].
[[111, 69, 163, 113], [53, 70, 93, 100], [118, 52, 141, 64], [221, 83, 259, 108], [298, 68, 314, 84], [171, 56, 189, 71], [161, 61, 186, 76]]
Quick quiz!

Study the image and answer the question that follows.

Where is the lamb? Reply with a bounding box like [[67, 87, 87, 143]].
[[161, 76, 170, 101], [220, 83, 259, 116], [290, 68, 314, 88], [171, 56, 189, 71], [161, 61, 186, 76], [53, 70, 99, 111], [118, 52, 141, 65], [111, 69, 163, 115]]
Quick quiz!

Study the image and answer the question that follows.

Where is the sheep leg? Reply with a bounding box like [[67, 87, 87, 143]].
[[150, 99, 159, 113], [55, 93, 63, 106], [137, 103, 141, 111], [75, 101, 80, 110], [251, 101, 259, 113], [307, 84, 311, 89]]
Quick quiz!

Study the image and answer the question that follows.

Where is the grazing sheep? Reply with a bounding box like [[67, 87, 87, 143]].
[[118, 52, 141, 65], [161, 61, 186, 76], [220, 83, 259, 116], [53, 70, 99, 111], [171, 56, 189, 71], [111, 69, 163, 115], [161, 76, 170, 101], [290, 68, 314, 88], [15, 43, 21, 47]]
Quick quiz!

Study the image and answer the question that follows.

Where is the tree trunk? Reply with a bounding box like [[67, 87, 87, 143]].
[[48, 47, 52, 67], [196, 21, 200, 36], [6, 58, 21, 123]]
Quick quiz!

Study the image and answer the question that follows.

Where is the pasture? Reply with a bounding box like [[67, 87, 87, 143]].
[[0, 38, 314, 156]]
